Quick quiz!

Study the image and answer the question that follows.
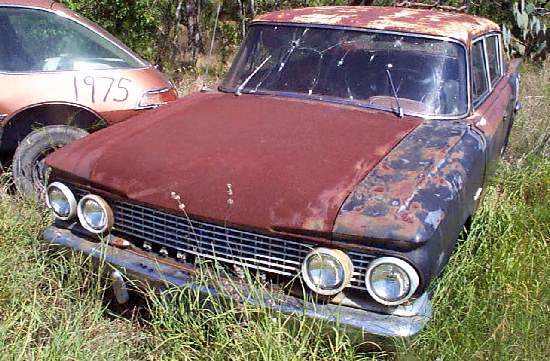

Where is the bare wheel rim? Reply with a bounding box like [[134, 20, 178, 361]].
[[28, 144, 60, 196]]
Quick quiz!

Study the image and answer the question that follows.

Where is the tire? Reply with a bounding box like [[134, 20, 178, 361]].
[[13, 125, 89, 197]]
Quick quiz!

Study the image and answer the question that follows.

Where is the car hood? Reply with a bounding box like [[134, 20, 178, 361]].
[[46, 92, 421, 237]]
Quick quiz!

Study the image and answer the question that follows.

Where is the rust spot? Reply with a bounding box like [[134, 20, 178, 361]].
[[398, 212, 414, 223], [254, 6, 500, 45], [334, 120, 485, 246]]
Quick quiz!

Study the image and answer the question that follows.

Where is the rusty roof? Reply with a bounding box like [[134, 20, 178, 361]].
[[253, 6, 500, 45]]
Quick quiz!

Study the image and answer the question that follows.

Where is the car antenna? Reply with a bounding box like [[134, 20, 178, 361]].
[[385, 64, 404, 118]]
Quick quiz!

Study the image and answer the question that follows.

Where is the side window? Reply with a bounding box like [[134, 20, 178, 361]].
[[472, 40, 489, 102], [486, 35, 501, 86], [0, 7, 143, 73]]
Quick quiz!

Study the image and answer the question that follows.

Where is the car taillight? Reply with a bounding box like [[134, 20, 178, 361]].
[[138, 87, 178, 109]]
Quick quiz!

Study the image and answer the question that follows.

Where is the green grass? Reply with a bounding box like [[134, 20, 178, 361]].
[[0, 63, 548, 360]]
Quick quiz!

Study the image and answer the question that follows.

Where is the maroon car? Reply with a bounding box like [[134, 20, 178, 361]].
[[41, 6, 521, 338]]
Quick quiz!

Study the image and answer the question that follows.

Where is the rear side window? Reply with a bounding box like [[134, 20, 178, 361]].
[[0, 7, 144, 72], [472, 40, 489, 102], [486, 35, 502, 86]]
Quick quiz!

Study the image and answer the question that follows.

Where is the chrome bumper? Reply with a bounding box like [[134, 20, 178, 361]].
[[42, 225, 431, 338]]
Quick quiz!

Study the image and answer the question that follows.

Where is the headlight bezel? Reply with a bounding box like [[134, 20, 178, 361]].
[[77, 194, 114, 234], [301, 247, 354, 296], [46, 182, 77, 220], [365, 256, 420, 306]]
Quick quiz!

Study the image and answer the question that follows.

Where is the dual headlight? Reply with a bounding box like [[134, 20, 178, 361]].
[[46, 182, 113, 234], [301, 248, 353, 296], [365, 257, 419, 306], [301, 248, 419, 305]]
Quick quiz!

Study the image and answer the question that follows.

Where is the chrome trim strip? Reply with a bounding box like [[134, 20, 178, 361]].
[[234, 22, 472, 120], [0, 5, 148, 74], [136, 86, 177, 110]]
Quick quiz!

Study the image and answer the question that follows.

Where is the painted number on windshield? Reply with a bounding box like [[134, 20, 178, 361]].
[[74, 75, 132, 103]]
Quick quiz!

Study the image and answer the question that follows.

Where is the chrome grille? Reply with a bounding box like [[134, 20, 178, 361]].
[[71, 187, 374, 290]]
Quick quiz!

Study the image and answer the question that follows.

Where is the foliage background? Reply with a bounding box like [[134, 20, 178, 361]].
[[59, 0, 549, 77]]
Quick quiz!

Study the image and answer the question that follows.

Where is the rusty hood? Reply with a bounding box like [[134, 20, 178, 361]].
[[46, 92, 421, 237]]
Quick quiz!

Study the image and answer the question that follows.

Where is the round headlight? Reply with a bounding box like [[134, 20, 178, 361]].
[[365, 257, 419, 306], [46, 182, 76, 220], [77, 194, 114, 234], [301, 248, 353, 296]]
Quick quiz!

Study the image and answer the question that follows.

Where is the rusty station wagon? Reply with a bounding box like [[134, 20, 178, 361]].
[[42, 6, 521, 338], [0, 0, 176, 194]]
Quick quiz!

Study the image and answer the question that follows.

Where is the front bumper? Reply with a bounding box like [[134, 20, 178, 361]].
[[43, 225, 431, 338]]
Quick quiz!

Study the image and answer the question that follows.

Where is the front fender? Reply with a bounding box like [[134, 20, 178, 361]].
[[333, 120, 486, 289]]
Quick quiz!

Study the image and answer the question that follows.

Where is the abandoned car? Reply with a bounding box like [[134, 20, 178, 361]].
[[42, 6, 521, 337], [0, 0, 176, 194]]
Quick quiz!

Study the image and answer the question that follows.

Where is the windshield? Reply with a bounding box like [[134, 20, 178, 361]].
[[0, 7, 145, 72], [222, 25, 468, 117]]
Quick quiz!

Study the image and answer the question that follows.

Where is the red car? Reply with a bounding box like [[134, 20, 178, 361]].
[[42, 6, 520, 338], [0, 0, 176, 194]]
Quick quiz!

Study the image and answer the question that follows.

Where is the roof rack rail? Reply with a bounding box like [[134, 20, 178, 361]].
[[395, 1, 468, 14]]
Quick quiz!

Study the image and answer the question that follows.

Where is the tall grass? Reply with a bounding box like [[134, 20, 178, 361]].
[[401, 156, 549, 360], [397, 62, 550, 360], [0, 63, 548, 360]]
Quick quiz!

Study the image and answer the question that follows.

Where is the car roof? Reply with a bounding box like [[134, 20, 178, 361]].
[[253, 6, 500, 45], [0, 0, 54, 9]]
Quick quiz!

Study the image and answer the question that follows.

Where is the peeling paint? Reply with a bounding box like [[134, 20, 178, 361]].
[[333, 120, 486, 284], [254, 6, 500, 45], [424, 209, 444, 229]]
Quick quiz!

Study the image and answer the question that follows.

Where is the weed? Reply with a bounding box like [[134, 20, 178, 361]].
[[0, 63, 547, 360]]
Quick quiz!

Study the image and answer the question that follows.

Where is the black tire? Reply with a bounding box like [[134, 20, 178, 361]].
[[13, 125, 89, 197]]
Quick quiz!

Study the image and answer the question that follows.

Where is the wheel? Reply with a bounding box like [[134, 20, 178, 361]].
[[13, 125, 89, 197]]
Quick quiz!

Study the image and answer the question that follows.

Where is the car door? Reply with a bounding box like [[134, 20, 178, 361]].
[[471, 34, 517, 175]]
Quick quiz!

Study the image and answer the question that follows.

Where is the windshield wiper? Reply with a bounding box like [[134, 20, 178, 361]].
[[385, 64, 404, 118], [235, 55, 272, 96]]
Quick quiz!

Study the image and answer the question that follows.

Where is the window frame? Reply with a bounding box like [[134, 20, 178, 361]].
[[472, 32, 504, 109], [485, 34, 503, 87], [224, 21, 472, 120], [0, 5, 148, 75]]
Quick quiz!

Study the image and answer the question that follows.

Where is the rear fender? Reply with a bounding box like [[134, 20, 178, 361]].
[[0, 102, 106, 152]]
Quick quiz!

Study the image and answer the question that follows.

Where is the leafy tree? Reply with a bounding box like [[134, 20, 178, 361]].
[[59, 0, 549, 74]]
